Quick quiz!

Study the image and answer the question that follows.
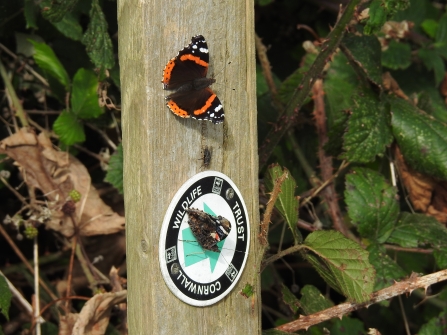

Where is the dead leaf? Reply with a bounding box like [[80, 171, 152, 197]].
[[0, 128, 125, 236], [395, 146, 447, 224], [60, 291, 127, 335]]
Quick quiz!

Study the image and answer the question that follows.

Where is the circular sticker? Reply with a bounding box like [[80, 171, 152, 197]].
[[159, 171, 250, 306]]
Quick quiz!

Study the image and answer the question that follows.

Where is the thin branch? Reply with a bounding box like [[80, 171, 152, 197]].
[[276, 270, 447, 332]]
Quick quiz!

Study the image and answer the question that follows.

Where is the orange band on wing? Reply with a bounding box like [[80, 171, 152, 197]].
[[162, 59, 176, 84], [193, 94, 216, 116], [167, 100, 190, 118], [179, 54, 208, 68]]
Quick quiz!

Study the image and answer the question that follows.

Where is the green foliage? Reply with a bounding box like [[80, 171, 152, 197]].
[[82, 0, 115, 69], [29, 40, 70, 89], [418, 311, 447, 335], [364, 0, 410, 35], [71, 68, 103, 118], [265, 165, 301, 244], [299, 285, 333, 315], [390, 97, 447, 180], [52, 13, 83, 41], [281, 284, 300, 314], [303, 231, 376, 303], [105, 143, 124, 194], [382, 40, 411, 70], [367, 244, 406, 291], [0, 275, 12, 320], [40, 0, 79, 23], [340, 89, 393, 163], [53, 110, 86, 145], [345, 168, 399, 243]]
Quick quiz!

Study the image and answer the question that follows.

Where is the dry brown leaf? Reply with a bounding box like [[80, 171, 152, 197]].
[[395, 146, 447, 224], [60, 291, 127, 335], [0, 128, 125, 236]]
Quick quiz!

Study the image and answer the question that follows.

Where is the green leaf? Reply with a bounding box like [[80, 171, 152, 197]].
[[382, 40, 411, 70], [280, 284, 299, 314], [52, 13, 83, 41], [345, 168, 399, 243], [418, 48, 445, 86], [435, 14, 447, 45], [0, 274, 12, 320], [364, 0, 387, 35], [53, 111, 85, 145], [303, 231, 376, 303], [24, 0, 38, 29], [71, 68, 103, 118], [82, 0, 115, 69], [418, 311, 447, 335], [390, 96, 447, 180], [29, 40, 70, 90], [265, 165, 301, 244], [341, 89, 393, 162], [421, 19, 438, 38], [299, 285, 333, 315], [105, 143, 123, 194], [240, 283, 254, 298], [40, 0, 78, 23], [367, 244, 406, 292], [330, 318, 365, 335], [341, 35, 382, 87]]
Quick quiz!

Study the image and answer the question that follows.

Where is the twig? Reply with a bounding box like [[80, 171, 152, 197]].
[[0, 225, 58, 300], [85, 123, 117, 150], [65, 235, 77, 310], [33, 236, 42, 335], [276, 270, 447, 332], [0, 60, 28, 127], [312, 79, 347, 236], [0, 176, 28, 205]]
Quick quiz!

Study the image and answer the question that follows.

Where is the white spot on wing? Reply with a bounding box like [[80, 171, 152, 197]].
[[199, 48, 208, 53], [214, 104, 223, 112]]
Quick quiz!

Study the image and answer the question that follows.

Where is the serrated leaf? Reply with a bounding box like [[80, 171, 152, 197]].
[[341, 89, 393, 162], [382, 40, 411, 70], [390, 96, 447, 180], [299, 285, 333, 315], [29, 40, 70, 89], [24, 0, 38, 29], [324, 52, 359, 115], [280, 284, 299, 314], [240, 283, 254, 298], [341, 34, 382, 87], [303, 230, 375, 303], [82, 0, 115, 69], [387, 212, 447, 246], [105, 143, 123, 194], [52, 13, 83, 41], [345, 168, 399, 243], [71, 68, 103, 118], [418, 48, 445, 86], [418, 311, 447, 335], [40, 0, 78, 23], [53, 110, 85, 145], [367, 244, 406, 291], [0, 274, 12, 320], [265, 165, 301, 244]]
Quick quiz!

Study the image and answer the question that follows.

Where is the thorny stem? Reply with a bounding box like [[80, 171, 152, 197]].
[[276, 270, 447, 332]]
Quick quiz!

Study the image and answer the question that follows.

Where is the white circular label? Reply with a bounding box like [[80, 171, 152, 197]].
[[159, 171, 250, 306]]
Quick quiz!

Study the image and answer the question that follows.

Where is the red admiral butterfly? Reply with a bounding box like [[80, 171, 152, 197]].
[[162, 35, 224, 124], [186, 208, 231, 252]]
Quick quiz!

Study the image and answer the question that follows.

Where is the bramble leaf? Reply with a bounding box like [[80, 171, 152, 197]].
[[303, 230, 375, 303]]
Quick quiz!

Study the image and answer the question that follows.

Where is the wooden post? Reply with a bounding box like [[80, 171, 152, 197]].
[[118, 0, 260, 333]]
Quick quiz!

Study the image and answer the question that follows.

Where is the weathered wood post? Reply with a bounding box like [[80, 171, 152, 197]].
[[118, 0, 261, 333]]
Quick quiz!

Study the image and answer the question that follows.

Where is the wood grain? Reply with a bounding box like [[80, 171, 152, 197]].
[[117, 0, 261, 333]]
